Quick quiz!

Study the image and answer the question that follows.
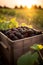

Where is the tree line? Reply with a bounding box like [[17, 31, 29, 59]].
[[0, 5, 43, 9]]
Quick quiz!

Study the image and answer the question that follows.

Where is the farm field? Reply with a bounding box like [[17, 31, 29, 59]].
[[0, 8, 43, 31]]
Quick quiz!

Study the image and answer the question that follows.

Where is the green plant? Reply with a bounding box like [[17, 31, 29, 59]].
[[17, 44, 43, 65], [31, 44, 43, 65], [17, 51, 39, 65], [0, 18, 19, 30]]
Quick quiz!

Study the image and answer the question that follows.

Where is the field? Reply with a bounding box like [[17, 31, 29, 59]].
[[0, 8, 43, 31]]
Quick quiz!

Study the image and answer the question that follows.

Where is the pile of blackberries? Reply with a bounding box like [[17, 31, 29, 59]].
[[0, 26, 42, 41]]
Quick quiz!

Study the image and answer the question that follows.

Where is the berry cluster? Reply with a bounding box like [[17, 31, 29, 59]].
[[0, 26, 42, 41]]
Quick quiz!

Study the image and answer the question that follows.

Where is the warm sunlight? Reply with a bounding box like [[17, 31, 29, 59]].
[[0, 0, 43, 8], [16, 0, 38, 8], [26, 0, 37, 8]]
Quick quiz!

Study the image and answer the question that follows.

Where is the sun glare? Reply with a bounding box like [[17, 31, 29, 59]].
[[13, 0, 38, 8], [22, 0, 37, 8], [26, 0, 37, 8], [27, 4, 32, 8]]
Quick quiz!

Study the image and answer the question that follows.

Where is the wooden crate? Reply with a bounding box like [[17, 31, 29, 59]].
[[0, 32, 43, 65]]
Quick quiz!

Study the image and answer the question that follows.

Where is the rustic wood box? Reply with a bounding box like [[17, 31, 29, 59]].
[[0, 32, 43, 65]]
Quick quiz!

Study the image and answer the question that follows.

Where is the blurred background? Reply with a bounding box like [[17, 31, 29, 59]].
[[0, 0, 43, 31]]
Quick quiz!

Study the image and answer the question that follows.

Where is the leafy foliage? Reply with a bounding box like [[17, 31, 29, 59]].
[[17, 44, 43, 65], [0, 18, 19, 30], [31, 44, 43, 50], [17, 52, 39, 65]]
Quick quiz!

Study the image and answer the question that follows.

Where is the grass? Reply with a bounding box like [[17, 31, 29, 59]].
[[0, 8, 43, 31]]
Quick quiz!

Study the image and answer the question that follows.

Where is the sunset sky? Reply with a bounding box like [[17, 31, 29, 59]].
[[0, 0, 43, 8]]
